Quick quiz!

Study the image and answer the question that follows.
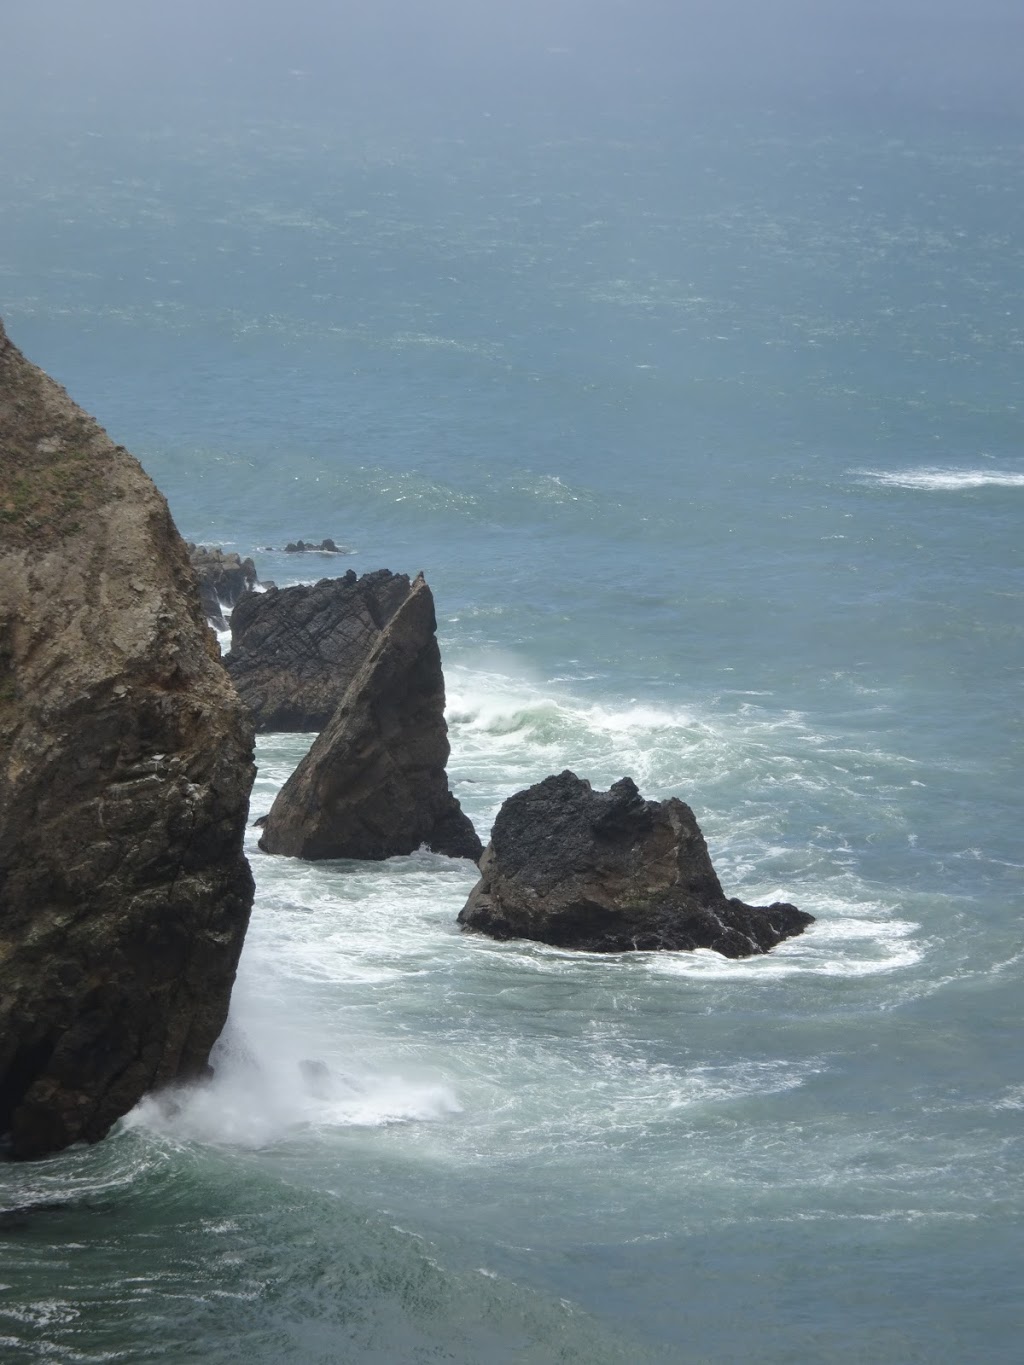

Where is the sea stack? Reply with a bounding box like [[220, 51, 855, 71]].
[[225, 570, 412, 732], [0, 318, 256, 1160], [458, 771, 812, 957], [259, 574, 481, 862]]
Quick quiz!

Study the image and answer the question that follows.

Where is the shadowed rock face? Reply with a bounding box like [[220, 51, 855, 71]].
[[458, 771, 813, 957], [225, 570, 412, 732], [259, 575, 481, 863], [0, 318, 255, 1160], [187, 544, 258, 630]]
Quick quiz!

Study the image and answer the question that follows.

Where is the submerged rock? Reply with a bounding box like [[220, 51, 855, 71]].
[[458, 771, 812, 957], [187, 544, 258, 629], [0, 317, 255, 1160], [260, 574, 481, 862], [225, 569, 412, 732]]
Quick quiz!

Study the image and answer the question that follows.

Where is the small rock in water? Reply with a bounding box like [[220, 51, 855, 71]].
[[298, 1059, 332, 1099], [282, 538, 348, 554], [458, 770, 812, 957]]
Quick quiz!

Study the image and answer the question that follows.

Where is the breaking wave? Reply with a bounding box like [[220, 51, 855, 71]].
[[853, 465, 1024, 491]]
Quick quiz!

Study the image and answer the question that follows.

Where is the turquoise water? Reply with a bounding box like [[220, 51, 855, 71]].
[[2, 12, 1023, 1360]]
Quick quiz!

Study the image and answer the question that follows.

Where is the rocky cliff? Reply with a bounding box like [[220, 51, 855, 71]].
[[259, 574, 481, 862], [458, 771, 812, 956], [0, 318, 256, 1160]]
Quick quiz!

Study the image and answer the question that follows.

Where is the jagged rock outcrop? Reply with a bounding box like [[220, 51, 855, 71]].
[[259, 574, 481, 862], [283, 538, 347, 553], [0, 318, 256, 1160], [187, 544, 258, 629], [458, 771, 812, 957], [225, 569, 412, 732]]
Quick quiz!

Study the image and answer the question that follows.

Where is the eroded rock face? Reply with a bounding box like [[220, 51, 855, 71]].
[[259, 574, 481, 862], [0, 318, 256, 1160], [225, 570, 411, 732], [187, 544, 258, 629], [458, 771, 812, 957]]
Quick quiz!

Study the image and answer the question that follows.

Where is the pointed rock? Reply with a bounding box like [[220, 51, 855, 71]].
[[225, 569, 412, 732], [458, 771, 812, 957], [0, 317, 256, 1159], [259, 575, 481, 862]]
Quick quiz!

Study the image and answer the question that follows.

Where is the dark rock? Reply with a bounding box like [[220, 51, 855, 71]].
[[283, 538, 348, 554], [458, 771, 812, 957], [0, 316, 256, 1160], [225, 569, 412, 732], [188, 545, 258, 629], [259, 574, 481, 862]]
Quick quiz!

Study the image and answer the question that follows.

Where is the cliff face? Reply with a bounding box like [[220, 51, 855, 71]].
[[0, 318, 256, 1160]]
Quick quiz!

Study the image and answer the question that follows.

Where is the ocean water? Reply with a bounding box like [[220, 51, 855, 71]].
[[2, 22, 1023, 1362]]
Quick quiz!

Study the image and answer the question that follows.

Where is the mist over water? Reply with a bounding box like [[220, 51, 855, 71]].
[[2, 3, 1023, 1360]]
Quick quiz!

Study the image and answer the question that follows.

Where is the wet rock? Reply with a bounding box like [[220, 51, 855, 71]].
[[259, 574, 481, 862], [458, 771, 812, 957], [0, 316, 255, 1160], [282, 538, 348, 554], [186, 544, 258, 629], [225, 569, 412, 732]]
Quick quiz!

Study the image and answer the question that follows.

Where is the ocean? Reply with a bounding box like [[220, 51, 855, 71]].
[[1, 10, 1022, 1360]]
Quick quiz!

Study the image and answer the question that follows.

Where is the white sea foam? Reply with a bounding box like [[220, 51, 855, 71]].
[[645, 919, 921, 982], [126, 1017, 463, 1150], [854, 465, 1024, 491], [122, 663, 925, 1156], [249, 664, 922, 1018]]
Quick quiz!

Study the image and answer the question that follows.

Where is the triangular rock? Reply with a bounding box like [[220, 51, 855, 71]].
[[226, 569, 412, 732], [260, 575, 481, 862]]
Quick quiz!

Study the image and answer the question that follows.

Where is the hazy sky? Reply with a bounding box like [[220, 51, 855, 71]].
[[3, 0, 1023, 127]]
